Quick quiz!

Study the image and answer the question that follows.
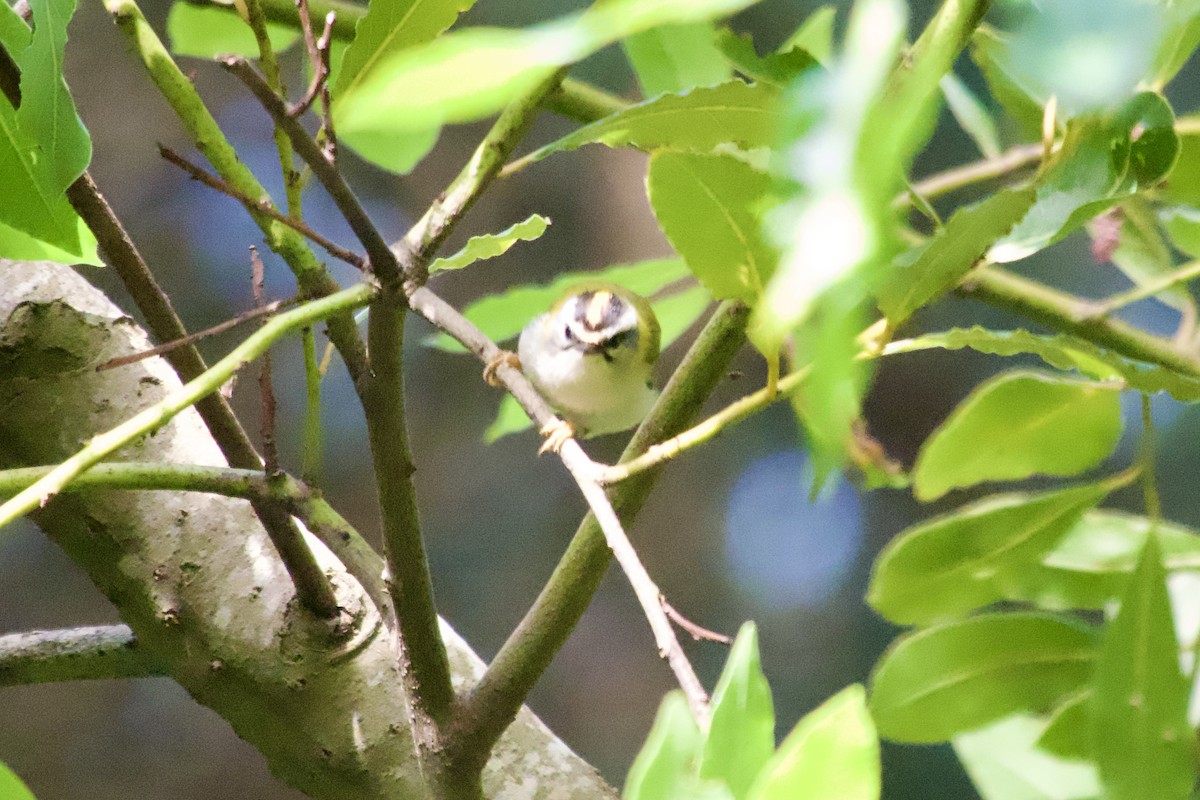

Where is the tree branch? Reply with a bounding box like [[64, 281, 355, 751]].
[[0, 626, 158, 686]]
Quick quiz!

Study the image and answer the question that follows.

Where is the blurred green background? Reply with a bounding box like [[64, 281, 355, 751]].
[[2, 1, 1199, 797]]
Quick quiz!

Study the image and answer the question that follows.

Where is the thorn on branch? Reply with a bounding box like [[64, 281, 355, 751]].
[[661, 599, 732, 645]]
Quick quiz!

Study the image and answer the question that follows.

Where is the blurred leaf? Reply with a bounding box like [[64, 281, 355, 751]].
[[521, 81, 782, 167], [166, 3, 299, 58], [429, 257, 694, 351], [1010, 511, 1200, 611], [1122, 92, 1179, 185], [713, 29, 817, 86], [0, 2, 30, 55], [913, 371, 1123, 502], [428, 214, 550, 273], [17, 0, 89, 190], [780, 6, 836, 65], [940, 72, 1001, 159], [624, 691, 733, 800], [335, 0, 763, 136], [747, 685, 881, 800], [330, 0, 474, 173], [1036, 690, 1093, 761], [867, 483, 1114, 626], [954, 714, 1102, 800], [701, 622, 775, 800], [333, 0, 476, 99], [992, 0, 1162, 117], [1161, 132, 1200, 206], [870, 613, 1098, 743], [0, 762, 37, 800], [484, 394, 530, 443], [0, 214, 100, 266], [1092, 198, 1194, 314], [648, 151, 775, 303], [1150, 0, 1200, 87], [1160, 206, 1200, 258], [883, 326, 1200, 402], [970, 25, 1045, 138], [877, 189, 1035, 324], [624, 22, 731, 97], [1094, 533, 1196, 800]]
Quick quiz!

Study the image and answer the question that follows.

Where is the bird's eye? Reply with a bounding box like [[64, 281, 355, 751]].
[[563, 325, 577, 343]]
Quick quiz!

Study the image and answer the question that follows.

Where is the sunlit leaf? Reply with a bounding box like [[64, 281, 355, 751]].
[[713, 29, 817, 86], [940, 72, 1001, 159], [747, 685, 880, 800], [700, 623, 775, 800], [0, 2, 30, 56], [780, 6, 836, 65], [520, 81, 782, 167], [954, 714, 1102, 800], [877, 189, 1035, 324], [1094, 534, 1196, 800], [624, 22, 731, 97], [913, 371, 1123, 502], [1151, 0, 1200, 87], [0, 762, 37, 800], [166, 3, 299, 58], [868, 483, 1114, 626], [428, 214, 550, 273], [0, 214, 100, 267], [882, 326, 1200, 402], [624, 691, 732, 800], [335, 0, 763, 136], [870, 613, 1098, 743], [648, 151, 775, 303]]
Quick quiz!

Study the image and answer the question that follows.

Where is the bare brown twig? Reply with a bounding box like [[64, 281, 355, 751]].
[[250, 247, 280, 475], [662, 600, 733, 645], [290, 2, 335, 136], [158, 145, 366, 269]]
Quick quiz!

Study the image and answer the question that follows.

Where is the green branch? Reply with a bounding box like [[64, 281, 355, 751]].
[[0, 284, 374, 532], [0, 626, 159, 686]]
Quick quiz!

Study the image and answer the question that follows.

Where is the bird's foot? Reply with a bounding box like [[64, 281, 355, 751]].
[[482, 350, 521, 387], [538, 418, 576, 455]]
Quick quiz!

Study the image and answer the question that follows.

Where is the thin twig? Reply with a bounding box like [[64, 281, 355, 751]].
[[662, 599, 733, 645], [251, 247, 280, 475], [0, 283, 374, 531], [159, 145, 365, 269], [1085, 258, 1200, 317], [222, 56, 401, 286], [1140, 394, 1161, 521], [98, 299, 287, 371], [290, 3, 334, 122], [898, 142, 1044, 207], [243, 0, 302, 216]]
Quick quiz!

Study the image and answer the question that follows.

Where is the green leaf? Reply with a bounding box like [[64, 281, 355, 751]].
[[1152, 0, 1200, 87], [1121, 92, 1179, 186], [520, 81, 782, 167], [1010, 511, 1200, 611], [991, 0, 1162, 116], [647, 151, 775, 303], [166, 3, 300, 58], [333, 0, 477, 100], [870, 613, 1098, 743], [0, 213, 100, 266], [335, 0, 763, 136], [882, 326, 1200, 402], [429, 257, 695, 351], [1094, 199, 1194, 315], [780, 6, 836, 66], [867, 483, 1115, 626], [484, 394, 530, 443], [954, 714, 1102, 800], [1036, 690, 1094, 761], [700, 622, 775, 800], [713, 29, 817, 86], [0, 2, 31, 54], [623, 22, 731, 97], [876, 189, 1036, 324], [940, 72, 1001, 159], [0, 97, 95, 256], [624, 691, 732, 800], [330, 0, 475, 173], [0, 762, 37, 800], [1159, 131, 1200, 206], [969, 25, 1044, 139], [913, 370, 1123, 502], [747, 685, 881, 800], [1094, 533, 1196, 800], [17, 0, 89, 190], [428, 214, 550, 273]]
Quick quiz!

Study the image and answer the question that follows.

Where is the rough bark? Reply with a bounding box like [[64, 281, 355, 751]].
[[0, 260, 616, 800]]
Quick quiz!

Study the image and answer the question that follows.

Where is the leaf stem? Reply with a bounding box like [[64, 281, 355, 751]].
[[1140, 394, 1161, 521], [1087, 258, 1200, 318]]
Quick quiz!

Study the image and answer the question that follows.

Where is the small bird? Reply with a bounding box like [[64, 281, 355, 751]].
[[485, 282, 660, 454]]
